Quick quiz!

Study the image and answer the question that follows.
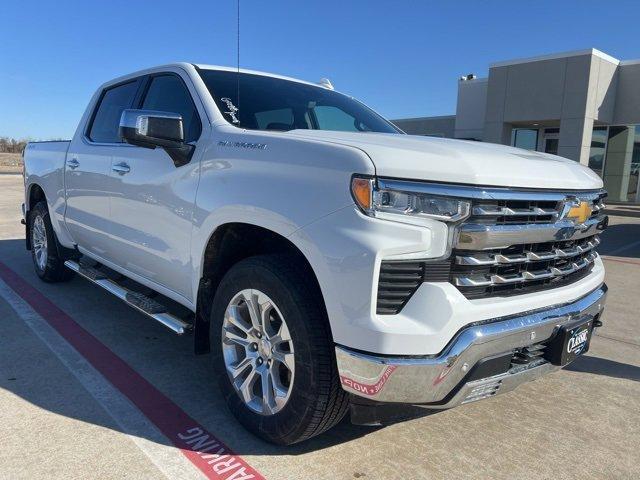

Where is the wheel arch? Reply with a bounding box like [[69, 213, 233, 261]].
[[25, 182, 78, 261], [193, 222, 330, 354], [27, 182, 47, 210], [25, 183, 47, 249]]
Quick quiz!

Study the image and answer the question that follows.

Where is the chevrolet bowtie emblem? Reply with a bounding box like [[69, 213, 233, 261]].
[[564, 199, 592, 224]]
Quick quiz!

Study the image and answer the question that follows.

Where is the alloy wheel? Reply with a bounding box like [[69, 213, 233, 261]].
[[221, 289, 295, 415], [32, 215, 48, 270]]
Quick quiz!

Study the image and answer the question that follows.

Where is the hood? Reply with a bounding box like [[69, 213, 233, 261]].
[[286, 131, 603, 190]]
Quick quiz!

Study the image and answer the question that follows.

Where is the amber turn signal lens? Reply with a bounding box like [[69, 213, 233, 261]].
[[351, 177, 373, 210]]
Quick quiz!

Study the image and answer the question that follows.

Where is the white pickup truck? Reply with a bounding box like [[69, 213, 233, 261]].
[[23, 63, 608, 445]]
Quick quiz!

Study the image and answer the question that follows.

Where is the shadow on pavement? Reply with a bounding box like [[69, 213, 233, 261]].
[[603, 208, 640, 219], [0, 238, 426, 457], [565, 355, 640, 382], [3, 228, 635, 460], [599, 223, 640, 258]]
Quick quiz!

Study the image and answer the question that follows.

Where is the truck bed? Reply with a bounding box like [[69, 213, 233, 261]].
[[23, 140, 71, 241], [24, 140, 70, 176]]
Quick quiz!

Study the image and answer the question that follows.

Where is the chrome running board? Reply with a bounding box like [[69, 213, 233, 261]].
[[64, 260, 192, 335]]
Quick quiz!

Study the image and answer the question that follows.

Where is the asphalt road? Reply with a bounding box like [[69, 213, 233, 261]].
[[1, 173, 639, 480]]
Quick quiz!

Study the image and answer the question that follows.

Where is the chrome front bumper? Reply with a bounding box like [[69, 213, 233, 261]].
[[336, 284, 607, 407]]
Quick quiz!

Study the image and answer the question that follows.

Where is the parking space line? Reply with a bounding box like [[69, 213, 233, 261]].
[[0, 277, 197, 480], [0, 262, 264, 480]]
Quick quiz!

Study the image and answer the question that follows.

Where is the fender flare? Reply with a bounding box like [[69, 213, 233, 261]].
[[191, 211, 330, 355]]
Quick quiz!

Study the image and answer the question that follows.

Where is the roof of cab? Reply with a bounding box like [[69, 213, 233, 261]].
[[100, 62, 324, 90]]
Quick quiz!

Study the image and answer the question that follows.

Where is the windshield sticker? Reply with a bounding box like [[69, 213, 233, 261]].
[[220, 97, 240, 124]]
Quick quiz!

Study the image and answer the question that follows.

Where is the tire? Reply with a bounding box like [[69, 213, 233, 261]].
[[29, 201, 74, 282], [210, 254, 349, 445]]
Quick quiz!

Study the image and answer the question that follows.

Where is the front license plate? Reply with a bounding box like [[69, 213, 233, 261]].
[[545, 317, 594, 366]]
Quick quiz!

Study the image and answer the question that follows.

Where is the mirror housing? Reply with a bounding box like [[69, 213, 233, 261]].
[[119, 109, 194, 167]]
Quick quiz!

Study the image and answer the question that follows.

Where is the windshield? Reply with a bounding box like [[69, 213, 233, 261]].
[[198, 69, 401, 134]]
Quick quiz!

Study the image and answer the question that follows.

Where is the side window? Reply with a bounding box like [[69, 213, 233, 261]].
[[89, 81, 139, 143], [141, 75, 202, 143]]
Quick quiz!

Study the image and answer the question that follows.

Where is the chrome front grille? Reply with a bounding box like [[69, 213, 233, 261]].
[[376, 236, 600, 312], [471, 200, 560, 224], [452, 236, 600, 299], [468, 195, 605, 226], [453, 237, 599, 288], [454, 251, 597, 287], [455, 236, 600, 266], [375, 183, 608, 314], [452, 190, 606, 299]]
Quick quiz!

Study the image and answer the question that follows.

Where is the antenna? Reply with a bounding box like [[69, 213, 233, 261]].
[[236, 0, 241, 125]]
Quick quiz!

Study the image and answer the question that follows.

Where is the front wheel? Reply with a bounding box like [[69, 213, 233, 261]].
[[210, 254, 349, 445], [29, 201, 74, 282]]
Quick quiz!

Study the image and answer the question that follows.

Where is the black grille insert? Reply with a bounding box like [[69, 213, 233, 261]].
[[376, 261, 450, 314], [511, 343, 548, 368]]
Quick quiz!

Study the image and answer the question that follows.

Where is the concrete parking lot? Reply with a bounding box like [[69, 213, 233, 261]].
[[0, 172, 638, 480]]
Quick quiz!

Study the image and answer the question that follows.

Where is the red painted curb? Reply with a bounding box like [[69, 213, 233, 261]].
[[0, 262, 264, 480]]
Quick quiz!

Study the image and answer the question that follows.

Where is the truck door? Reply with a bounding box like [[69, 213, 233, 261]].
[[107, 72, 203, 301], [65, 79, 141, 259]]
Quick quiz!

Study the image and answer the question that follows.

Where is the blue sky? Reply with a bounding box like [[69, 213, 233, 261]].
[[2, 0, 639, 140]]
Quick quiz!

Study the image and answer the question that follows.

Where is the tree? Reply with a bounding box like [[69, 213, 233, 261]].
[[0, 137, 28, 153]]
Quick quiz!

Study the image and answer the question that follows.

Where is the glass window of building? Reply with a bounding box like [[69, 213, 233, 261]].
[[596, 125, 640, 203], [588, 127, 608, 177], [629, 125, 640, 202], [544, 138, 559, 155], [511, 128, 538, 151]]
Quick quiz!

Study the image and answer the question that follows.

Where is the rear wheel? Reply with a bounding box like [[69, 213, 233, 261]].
[[210, 254, 349, 445], [29, 201, 74, 282]]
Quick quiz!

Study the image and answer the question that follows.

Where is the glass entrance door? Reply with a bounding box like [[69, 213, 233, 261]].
[[543, 133, 559, 155]]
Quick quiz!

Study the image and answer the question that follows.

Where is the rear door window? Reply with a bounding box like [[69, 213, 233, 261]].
[[88, 81, 139, 143]]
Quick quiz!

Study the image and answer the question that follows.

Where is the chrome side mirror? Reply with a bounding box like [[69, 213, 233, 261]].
[[119, 109, 194, 167]]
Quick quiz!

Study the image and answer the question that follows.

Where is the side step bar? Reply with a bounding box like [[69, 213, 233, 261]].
[[64, 260, 192, 335]]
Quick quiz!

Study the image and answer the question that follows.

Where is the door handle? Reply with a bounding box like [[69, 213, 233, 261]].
[[112, 162, 131, 175], [67, 158, 80, 169]]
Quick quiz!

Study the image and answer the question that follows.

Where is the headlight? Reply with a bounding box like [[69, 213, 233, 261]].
[[351, 176, 471, 225]]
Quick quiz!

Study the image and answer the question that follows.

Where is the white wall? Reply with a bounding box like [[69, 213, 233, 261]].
[[614, 62, 640, 125]]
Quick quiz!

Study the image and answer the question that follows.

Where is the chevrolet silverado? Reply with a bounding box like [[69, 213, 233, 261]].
[[22, 63, 608, 445]]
